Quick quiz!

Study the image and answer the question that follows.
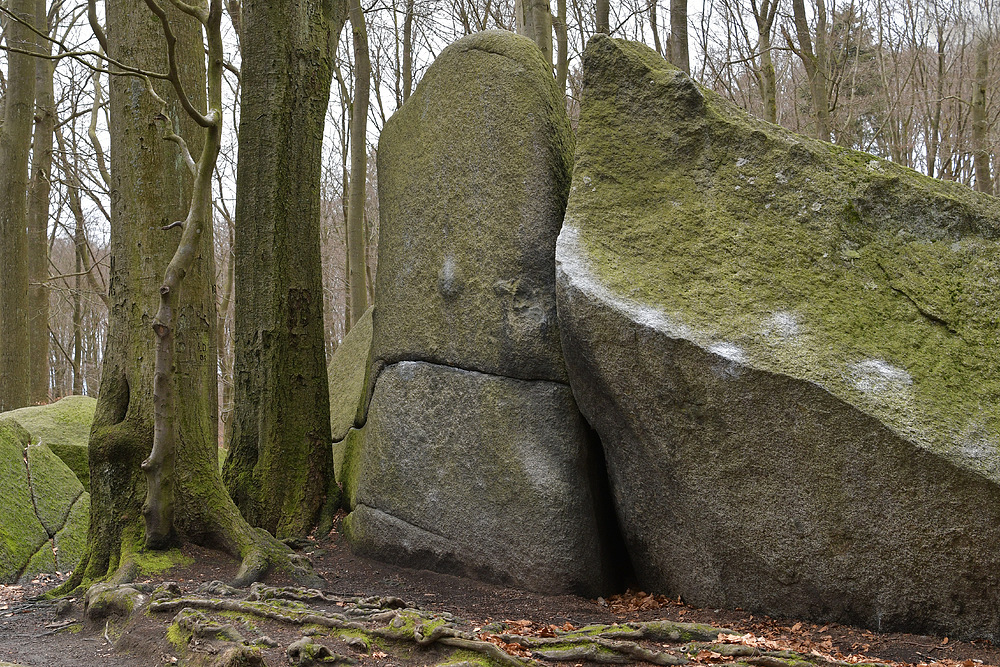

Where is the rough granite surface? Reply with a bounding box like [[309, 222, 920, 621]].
[[556, 35, 1000, 638]]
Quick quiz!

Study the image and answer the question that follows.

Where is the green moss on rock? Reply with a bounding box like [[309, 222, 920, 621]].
[[6, 396, 96, 491], [54, 492, 90, 571], [27, 443, 84, 536], [0, 418, 52, 583], [329, 306, 373, 443], [334, 426, 366, 510], [567, 36, 999, 458]]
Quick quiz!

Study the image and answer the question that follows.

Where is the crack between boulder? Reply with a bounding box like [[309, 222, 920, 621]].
[[16, 443, 53, 582], [376, 356, 574, 391], [349, 357, 575, 439]]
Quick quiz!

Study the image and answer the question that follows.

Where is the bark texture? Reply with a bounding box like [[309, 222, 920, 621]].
[[27, 0, 54, 405], [224, 0, 343, 538], [0, 0, 37, 411]]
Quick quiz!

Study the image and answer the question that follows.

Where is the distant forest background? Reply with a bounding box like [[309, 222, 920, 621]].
[[2, 0, 994, 430]]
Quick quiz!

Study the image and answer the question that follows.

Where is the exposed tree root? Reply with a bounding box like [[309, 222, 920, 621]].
[[146, 584, 716, 666]]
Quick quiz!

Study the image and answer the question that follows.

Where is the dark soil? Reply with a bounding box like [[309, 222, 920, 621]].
[[1, 516, 998, 667]]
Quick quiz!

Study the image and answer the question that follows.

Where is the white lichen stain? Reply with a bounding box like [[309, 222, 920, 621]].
[[849, 359, 912, 395], [763, 311, 799, 339], [708, 342, 747, 364]]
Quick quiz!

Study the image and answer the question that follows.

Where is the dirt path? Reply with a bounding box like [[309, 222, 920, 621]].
[[1, 519, 998, 667]]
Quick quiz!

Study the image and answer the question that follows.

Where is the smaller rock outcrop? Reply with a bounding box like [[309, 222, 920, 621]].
[[0, 417, 89, 583], [345, 361, 610, 594], [7, 395, 96, 490], [328, 305, 373, 509]]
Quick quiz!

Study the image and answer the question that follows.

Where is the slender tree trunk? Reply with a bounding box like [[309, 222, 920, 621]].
[[649, 0, 662, 56], [27, 0, 54, 404], [972, 31, 992, 193], [791, 0, 831, 141], [402, 0, 413, 101], [595, 0, 609, 34], [668, 0, 689, 73], [927, 27, 945, 178], [73, 223, 84, 395], [224, 0, 345, 538], [753, 0, 778, 124], [347, 0, 371, 327], [555, 0, 568, 90], [515, 0, 553, 68], [0, 0, 37, 411]]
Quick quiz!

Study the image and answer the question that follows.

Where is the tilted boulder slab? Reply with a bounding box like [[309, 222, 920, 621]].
[[557, 36, 1000, 637], [328, 305, 372, 509], [346, 30, 617, 595]]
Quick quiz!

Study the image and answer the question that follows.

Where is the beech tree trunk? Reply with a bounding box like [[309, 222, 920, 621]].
[[224, 0, 345, 538], [791, 0, 831, 142], [27, 0, 54, 404], [972, 31, 992, 193], [61, 0, 317, 592], [346, 0, 371, 328], [595, 0, 609, 33], [668, 0, 688, 73], [0, 0, 37, 411]]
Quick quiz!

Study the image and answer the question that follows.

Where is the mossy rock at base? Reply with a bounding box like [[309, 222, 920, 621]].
[[329, 305, 373, 442], [333, 426, 365, 510], [0, 416, 90, 583], [53, 492, 89, 572], [27, 442, 85, 536], [557, 35, 1000, 638], [6, 395, 96, 491], [373, 30, 574, 385], [0, 418, 50, 582], [344, 360, 615, 596]]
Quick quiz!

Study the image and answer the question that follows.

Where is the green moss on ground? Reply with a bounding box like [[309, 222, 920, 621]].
[[46, 443, 89, 492], [568, 36, 1000, 468], [132, 548, 194, 575]]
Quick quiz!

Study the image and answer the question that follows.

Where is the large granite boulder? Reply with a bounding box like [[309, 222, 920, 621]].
[[7, 395, 96, 491], [0, 417, 89, 583], [557, 36, 1000, 637], [345, 361, 613, 594], [372, 29, 574, 384], [346, 30, 617, 595]]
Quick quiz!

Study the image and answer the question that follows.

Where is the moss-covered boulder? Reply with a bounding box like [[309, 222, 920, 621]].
[[345, 361, 614, 595], [557, 35, 1000, 638], [0, 417, 89, 583], [372, 30, 574, 384], [6, 395, 96, 491]]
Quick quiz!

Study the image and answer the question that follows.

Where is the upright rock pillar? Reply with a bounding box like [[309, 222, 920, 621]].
[[343, 31, 617, 596]]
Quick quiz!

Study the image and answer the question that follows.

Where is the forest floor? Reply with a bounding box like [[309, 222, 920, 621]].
[[1, 514, 999, 667]]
